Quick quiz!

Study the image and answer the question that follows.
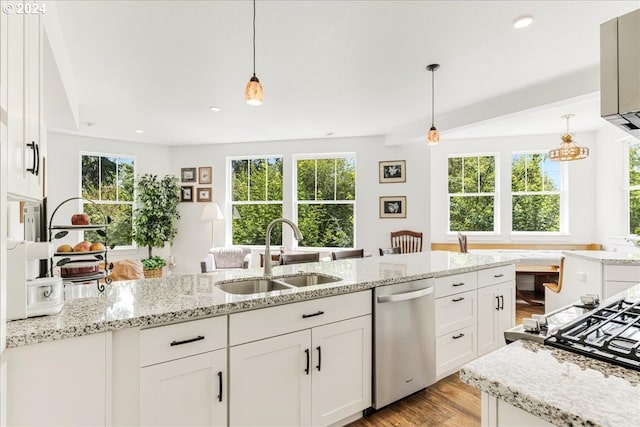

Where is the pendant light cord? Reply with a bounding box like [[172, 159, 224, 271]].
[[252, 0, 256, 76], [431, 69, 435, 127]]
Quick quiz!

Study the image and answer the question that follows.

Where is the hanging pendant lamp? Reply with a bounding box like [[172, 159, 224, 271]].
[[548, 114, 589, 161], [426, 63, 440, 145], [245, 0, 263, 105]]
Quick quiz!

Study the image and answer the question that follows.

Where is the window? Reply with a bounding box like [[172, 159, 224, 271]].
[[230, 157, 283, 245], [448, 155, 496, 232], [511, 152, 561, 232], [629, 143, 640, 234], [295, 155, 356, 248], [81, 154, 135, 247]]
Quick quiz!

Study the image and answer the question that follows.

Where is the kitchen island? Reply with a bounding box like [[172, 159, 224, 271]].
[[460, 285, 640, 427], [4, 251, 516, 427]]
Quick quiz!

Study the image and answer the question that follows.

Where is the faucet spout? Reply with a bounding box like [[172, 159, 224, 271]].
[[264, 218, 303, 277]]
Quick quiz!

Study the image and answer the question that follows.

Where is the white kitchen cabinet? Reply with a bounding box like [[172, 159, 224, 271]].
[[139, 316, 227, 427], [4, 333, 108, 427], [4, 0, 44, 202], [229, 291, 372, 427], [477, 266, 515, 357], [481, 392, 554, 427]]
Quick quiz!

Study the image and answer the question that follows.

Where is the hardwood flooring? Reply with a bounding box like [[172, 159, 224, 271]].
[[348, 299, 545, 427]]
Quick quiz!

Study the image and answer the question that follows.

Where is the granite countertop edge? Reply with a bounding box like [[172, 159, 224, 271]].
[[562, 250, 640, 265]]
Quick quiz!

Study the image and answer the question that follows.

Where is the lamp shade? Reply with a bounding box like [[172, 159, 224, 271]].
[[201, 203, 224, 221], [245, 75, 263, 106]]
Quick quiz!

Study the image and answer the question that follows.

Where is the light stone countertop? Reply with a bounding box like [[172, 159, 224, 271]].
[[6, 251, 514, 348], [460, 285, 640, 427], [563, 250, 640, 265]]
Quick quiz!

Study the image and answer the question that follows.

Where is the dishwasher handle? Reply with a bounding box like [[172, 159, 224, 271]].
[[377, 286, 433, 303]]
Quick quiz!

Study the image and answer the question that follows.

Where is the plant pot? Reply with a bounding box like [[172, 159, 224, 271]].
[[143, 267, 163, 279]]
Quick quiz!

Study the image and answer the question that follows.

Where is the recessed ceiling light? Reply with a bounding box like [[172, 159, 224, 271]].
[[134, 129, 144, 134], [513, 16, 533, 29], [210, 106, 222, 112]]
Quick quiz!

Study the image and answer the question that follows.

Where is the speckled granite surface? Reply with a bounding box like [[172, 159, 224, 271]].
[[6, 251, 514, 348], [563, 250, 640, 265], [460, 340, 640, 427]]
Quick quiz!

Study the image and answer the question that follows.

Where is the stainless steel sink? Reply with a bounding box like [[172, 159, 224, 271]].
[[216, 279, 292, 295], [274, 274, 341, 287]]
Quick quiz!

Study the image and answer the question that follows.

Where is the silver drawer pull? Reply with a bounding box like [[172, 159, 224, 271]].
[[170, 336, 205, 346], [452, 333, 465, 340], [452, 297, 464, 302], [452, 282, 465, 287], [494, 273, 504, 278]]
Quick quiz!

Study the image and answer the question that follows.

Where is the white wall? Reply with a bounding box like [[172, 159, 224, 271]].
[[430, 132, 598, 244], [46, 132, 172, 261], [169, 135, 430, 273]]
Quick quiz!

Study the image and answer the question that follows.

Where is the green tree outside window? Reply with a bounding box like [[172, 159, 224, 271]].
[[448, 155, 496, 232], [629, 143, 640, 234]]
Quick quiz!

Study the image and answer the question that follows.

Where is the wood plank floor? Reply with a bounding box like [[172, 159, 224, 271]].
[[348, 299, 544, 427]]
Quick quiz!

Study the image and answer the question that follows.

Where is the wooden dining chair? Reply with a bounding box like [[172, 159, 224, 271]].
[[390, 230, 423, 253], [279, 252, 320, 265], [379, 247, 401, 256], [331, 249, 365, 260], [543, 257, 565, 293]]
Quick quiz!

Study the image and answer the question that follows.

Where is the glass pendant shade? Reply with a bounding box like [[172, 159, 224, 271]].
[[245, 75, 263, 106], [427, 126, 439, 144], [548, 114, 589, 161]]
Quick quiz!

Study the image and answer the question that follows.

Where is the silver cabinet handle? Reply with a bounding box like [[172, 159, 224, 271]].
[[377, 287, 433, 303]]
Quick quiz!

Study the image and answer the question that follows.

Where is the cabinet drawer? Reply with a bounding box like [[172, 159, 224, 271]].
[[478, 265, 515, 288], [605, 280, 640, 299], [140, 316, 227, 367], [230, 291, 371, 346], [436, 324, 476, 379], [435, 289, 477, 336], [604, 265, 640, 282], [434, 272, 477, 298]]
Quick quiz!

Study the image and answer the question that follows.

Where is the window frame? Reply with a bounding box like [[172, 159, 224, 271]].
[[79, 151, 136, 250], [292, 152, 357, 250], [510, 150, 565, 235], [446, 153, 500, 235], [627, 141, 640, 235], [227, 154, 284, 247]]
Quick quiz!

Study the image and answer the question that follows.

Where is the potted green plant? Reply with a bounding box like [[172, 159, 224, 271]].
[[132, 174, 181, 278]]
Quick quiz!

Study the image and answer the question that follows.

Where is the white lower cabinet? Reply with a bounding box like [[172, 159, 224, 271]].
[[481, 392, 553, 427], [140, 349, 226, 427], [229, 291, 372, 427], [435, 324, 476, 377], [477, 281, 515, 357]]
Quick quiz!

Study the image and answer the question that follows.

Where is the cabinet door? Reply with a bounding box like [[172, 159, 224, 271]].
[[230, 330, 311, 426], [311, 315, 372, 427], [140, 349, 226, 427], [435, 289, 477, 336], [436, 324, 476, 379], [477, 284, 500, 357], [24, 10, 41, 199], [497, 281, 515, 348]]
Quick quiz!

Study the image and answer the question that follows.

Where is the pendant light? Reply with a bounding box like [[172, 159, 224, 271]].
[[426, 64, 440, 145], [548, 114, 589, 161], [245, 0, 263, 106]]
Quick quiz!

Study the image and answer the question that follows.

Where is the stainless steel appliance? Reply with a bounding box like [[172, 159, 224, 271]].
[[506, 293, 640, 372], [601, 8, 640, 139], [373, 279, 435, 409]]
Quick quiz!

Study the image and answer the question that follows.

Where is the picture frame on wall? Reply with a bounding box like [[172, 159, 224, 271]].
[[181, 167, 197, 182], [199, 167, 212, 184], [379, 160, 406, 183], [379, 196, 407, 218], [180, 186, 194, 202], [197, 187, 212, 202]]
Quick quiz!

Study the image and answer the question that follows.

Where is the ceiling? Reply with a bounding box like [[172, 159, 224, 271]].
[[48, 0, 640, 146]]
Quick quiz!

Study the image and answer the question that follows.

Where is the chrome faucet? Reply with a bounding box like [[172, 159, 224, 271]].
[[264, 218, 303, 276]]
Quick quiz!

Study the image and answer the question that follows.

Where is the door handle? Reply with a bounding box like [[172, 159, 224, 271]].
[[316, 346, 321, 371], [26, 142, 37, 174], [304, 348, 310, 375], [377, 287, 433, 303], [499, 295, 504, 310], [495, 295, 500, 311], [170, 335, 205, 346], [302, 310, 324, 319], [217, 371, 223, 402], [34, 142, 40, 176]]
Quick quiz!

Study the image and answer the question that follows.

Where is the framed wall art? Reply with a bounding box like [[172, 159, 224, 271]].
[[181, 167, 196, 182], [197, 187, 212, 202], [180, 186, 194, 202], [379, 196, 407, 218], [379, 160, 406, 183], [199, 166, 212, 184]]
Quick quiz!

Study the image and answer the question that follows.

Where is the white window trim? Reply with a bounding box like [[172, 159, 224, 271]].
[[446, 153, 500, 235]]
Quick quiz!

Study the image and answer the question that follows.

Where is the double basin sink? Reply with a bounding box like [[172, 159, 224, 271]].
[[216, 273, 342, 295]]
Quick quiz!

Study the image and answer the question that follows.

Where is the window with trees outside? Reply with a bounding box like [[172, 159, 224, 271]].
[[511, 152, 561, 232], [448, 155, 496, 232], [629, 143, 640, 234], [81, 154, 135, 247], [230, 157, 283, 245], [296, 155, 356, 248]]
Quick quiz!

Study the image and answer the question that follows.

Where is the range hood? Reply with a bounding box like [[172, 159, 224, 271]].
[[601, 8, 640, 139]]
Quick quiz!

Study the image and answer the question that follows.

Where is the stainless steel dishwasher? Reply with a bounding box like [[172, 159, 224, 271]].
[[373, 278, 436, 409]]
